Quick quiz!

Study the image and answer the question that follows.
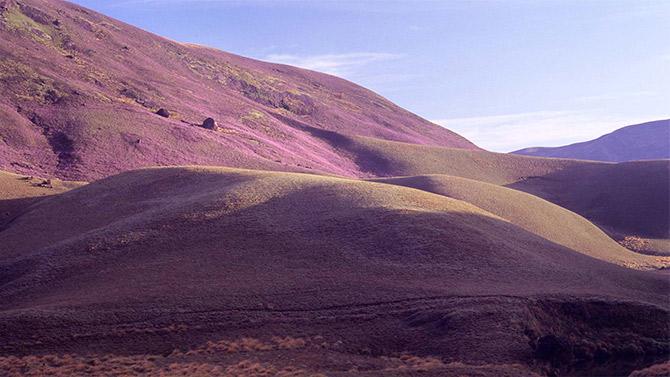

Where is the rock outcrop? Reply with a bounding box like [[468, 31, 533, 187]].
[[202, 117, 218, 130]]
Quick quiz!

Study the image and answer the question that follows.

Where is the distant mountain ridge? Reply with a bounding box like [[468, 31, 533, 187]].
[[512, 119, 670, 162]]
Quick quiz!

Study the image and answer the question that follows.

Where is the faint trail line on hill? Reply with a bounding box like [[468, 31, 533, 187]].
[[2, 293, 628, 329], [177, 294, 530, 313]]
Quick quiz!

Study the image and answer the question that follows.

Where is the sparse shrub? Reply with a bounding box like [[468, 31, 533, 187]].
[[387, 353, 446, 371], [272, 336, 307, 350], [619, 236, 651, 252], [629, 362, 670, 377]]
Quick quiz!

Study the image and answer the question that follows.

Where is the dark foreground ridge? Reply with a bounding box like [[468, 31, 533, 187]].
[[0, 167, 667, 376]]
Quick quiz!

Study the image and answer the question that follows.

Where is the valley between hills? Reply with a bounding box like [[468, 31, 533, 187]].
[[0, 1, 668, 376]]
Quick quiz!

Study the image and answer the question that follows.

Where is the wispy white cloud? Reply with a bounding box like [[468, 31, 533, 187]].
[[109, 0, 463, 13], [114, 0, 241, 4], [575, 91, 656, 103], [109, 0, 258, 8], [433, 111, 667, 152], [263, 52, 402, 77]]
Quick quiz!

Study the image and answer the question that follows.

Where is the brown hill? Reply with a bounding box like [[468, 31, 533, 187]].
[[1, 1, 668, 376], [0, 170, 82, 231], [0, 167, 668, 376], [372, 174, 668, 269], [314, 134, 669, 242], [2, 0, 665, 245]]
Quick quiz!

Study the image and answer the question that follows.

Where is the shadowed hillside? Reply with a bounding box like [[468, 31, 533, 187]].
[[0, 167, 668, 376], [513, 120, 670, 162], [315, 134, 669, 242], [1, 1, 669, 376], [372, 174, 668, 270], [2, 0, 665, 245], [0, 0, 476, 181], [0, 170, 83, 230]]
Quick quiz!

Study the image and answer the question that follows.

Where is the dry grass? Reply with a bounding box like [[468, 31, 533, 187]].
[[1, 166, 667, 310], [0, 171, 83, 201], [272, 336, 308, 350], [379, 356, 543, 376], [167, 360, 315, 377], [629, 362, 670, 377], [0, 348, 537, 377], [0, 171, 84, 231], [0, 167, 667, 377], [348, 135, 668, 243], [374, 174, 669, 269], [173, 336, 307, 356], [620, 236, 653, 251], [0, 355, 316, 377], [348, 134, 577, 184], [0, 354, 155, 377], [392, 354, 446, 371], [619, 236, 670, 256], [0, 335, 315, 377]]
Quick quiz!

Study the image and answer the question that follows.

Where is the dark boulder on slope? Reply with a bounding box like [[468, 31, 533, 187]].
[[155, 108, 170, 118], [202, 117, 218, 130]]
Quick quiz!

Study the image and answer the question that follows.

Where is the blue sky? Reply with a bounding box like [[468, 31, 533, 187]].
[[72, 0, 669, 151]]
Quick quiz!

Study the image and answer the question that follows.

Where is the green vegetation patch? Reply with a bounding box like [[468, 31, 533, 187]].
[[176, 51, 317, 115], [2, 3, 73, 55], [241, 109, 266, 123], [0, 58, 68, 104]]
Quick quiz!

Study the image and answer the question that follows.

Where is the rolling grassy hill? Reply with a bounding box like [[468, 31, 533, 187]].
[[1, 1, 669, 376], [372, 174, 667, 269], [2, 0, 666, 246], [513, 119, 670, 162], [322, 134, 670, 244], [0, 170, 83, 231], [0, 167, 668, 376]]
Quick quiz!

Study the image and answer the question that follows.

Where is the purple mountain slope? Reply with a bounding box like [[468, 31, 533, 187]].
[[0, 0, 478, 181]]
